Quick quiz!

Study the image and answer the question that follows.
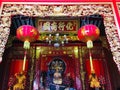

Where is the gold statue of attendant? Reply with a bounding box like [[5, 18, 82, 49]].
[[13, 71, 26, 90], [89, 70, 101, 88]]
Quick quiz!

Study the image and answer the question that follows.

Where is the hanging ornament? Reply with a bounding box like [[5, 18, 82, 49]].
[[78, 24, 100, 48], [78, 24, 100, 88], [16, 25, 39, 71], [16, 25, 39, 49], [78, 24, 100, 71]]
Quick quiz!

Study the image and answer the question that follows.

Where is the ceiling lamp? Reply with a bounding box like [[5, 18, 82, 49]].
[[46, 33, 68, 48]]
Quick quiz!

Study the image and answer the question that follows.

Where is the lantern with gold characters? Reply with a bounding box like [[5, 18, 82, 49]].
[[78, 24, 100, 48], [16, 25, 39, 71], [78, 24, 101, 88], [16, 25, 39, 49]]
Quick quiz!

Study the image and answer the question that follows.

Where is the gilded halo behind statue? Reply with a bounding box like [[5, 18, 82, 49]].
[[49, 58, 66, 74]]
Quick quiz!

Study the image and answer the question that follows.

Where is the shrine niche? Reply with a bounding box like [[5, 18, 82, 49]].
[[45, 58, 67, 89], [33, 46, 81, 90]]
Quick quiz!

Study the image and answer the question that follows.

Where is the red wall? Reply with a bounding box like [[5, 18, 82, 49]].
[[10, 60, 28, 75]]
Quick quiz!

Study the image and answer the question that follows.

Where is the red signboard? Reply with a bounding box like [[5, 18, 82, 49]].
[[37, 19, 78, 32]]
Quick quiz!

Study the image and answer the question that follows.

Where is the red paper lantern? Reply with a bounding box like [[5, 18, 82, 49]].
[[78, 24, 100, 42], [78, 24, 100, 48], [78, 25, 101, 87], [16, 25, 39, 49]]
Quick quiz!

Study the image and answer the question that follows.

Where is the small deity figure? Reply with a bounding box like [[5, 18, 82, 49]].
[[13, 71, 26, 90], [89, 70, 101, 89], [53, 68, 62, 85]]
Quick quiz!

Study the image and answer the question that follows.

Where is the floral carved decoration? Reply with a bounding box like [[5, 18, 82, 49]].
[[0, 2, 120, 73]]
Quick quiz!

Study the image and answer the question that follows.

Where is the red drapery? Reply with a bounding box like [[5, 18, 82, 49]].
[[85, 59, 105, 77], [9, 60, 28, 75]]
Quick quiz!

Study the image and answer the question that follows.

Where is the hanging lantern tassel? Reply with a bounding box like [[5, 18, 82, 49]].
[[87, 40, 93, 49], [78, 24, 101, 88], [23, 51, 27, 71], [23, 40, 30, 49], [89, 49, 101, 88]]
